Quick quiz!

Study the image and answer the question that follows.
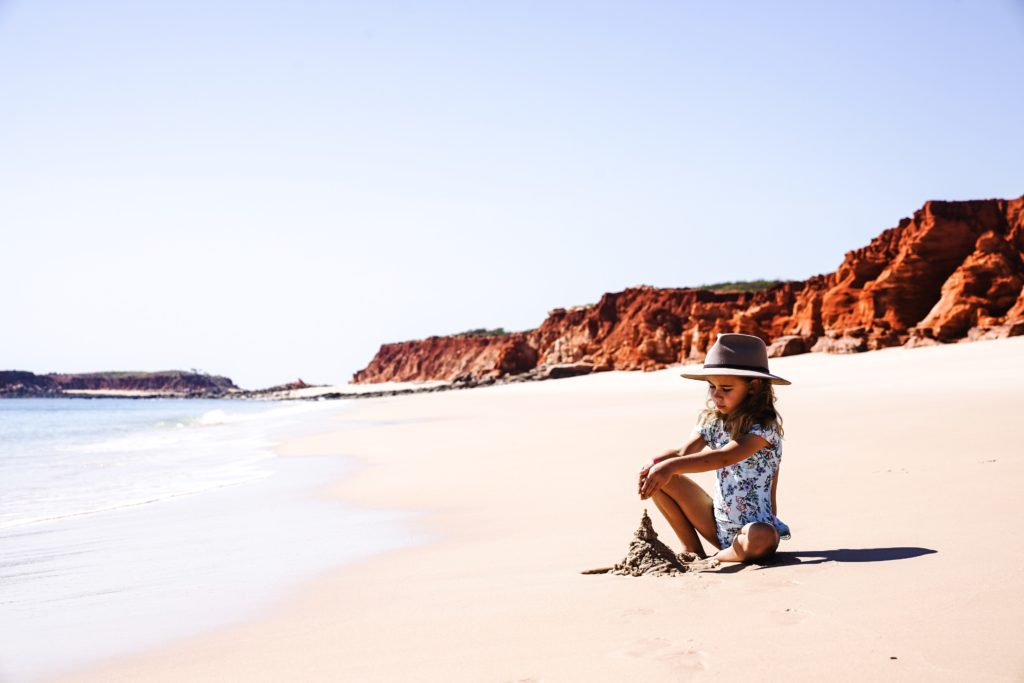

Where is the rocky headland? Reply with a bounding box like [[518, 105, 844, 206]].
[[353, 195, 1024, 385], [0, 370, 238, 398]]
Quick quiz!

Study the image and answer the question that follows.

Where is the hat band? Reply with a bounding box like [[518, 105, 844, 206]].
[[702, 362, 770, 374]]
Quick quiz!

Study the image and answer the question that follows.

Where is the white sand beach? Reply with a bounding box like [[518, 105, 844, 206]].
[[49, 336, 1024, 682]]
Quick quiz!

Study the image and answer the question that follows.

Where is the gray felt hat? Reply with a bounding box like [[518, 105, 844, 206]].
[[680, 333, 791, 385]]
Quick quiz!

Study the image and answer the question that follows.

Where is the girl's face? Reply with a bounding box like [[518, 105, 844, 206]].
[[706, 375, 751, 415]]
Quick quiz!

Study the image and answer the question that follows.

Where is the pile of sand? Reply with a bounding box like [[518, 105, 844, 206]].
[[582, 510, 691, 576]]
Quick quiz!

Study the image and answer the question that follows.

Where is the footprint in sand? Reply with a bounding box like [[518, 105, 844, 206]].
[[752, 575, 804, 590], [617, 637, 707, 677], [620, 636, 674, 657], [774, 607, 815, 625], [619, 607, 655, 621]]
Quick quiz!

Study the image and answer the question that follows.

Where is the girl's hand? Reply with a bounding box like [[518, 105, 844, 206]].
[[639, 459, 677, 500], [637, 449, 678, 493]]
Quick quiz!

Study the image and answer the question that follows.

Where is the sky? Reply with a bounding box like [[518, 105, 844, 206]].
[[2, 1, 1022, 389]]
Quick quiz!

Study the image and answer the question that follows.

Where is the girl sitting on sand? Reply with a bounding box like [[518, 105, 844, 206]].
[[638, 333, 790, 565]]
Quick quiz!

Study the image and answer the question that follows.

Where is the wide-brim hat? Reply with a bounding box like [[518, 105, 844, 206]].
[[680, 333, 791, 385]]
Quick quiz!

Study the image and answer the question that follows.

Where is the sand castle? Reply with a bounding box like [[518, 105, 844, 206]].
[[583, 510, 692, 576]]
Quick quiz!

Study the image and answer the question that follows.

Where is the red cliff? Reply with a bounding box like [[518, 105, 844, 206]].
[[352, 334, 537, 384], [354, 195, 1024, 383]]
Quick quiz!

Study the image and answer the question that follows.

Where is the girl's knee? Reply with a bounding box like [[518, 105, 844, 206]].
[[741, 522, 779, 558], [650, 490, 674, 513]]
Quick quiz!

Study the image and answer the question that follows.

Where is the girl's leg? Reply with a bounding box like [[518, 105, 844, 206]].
[[650, 475, 719, 559], [713, 522, 779, 563]]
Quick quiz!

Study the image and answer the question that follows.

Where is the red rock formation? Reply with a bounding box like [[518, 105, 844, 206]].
[[353, 195, 1024, 383], [525, 285, 805, 371], [808, 197, 1024, 351], [352, 334, 537, 384]]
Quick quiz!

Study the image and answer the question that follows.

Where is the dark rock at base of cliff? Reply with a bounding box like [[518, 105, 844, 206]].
[[810, 332, 867, 354], [242, 378, 319, 396], [543, 362, 595, 379], [903, 327, 944, 348], [767, 335, 808, 358], [963, 319, 1024, 341], [500, 362, 596, 383]]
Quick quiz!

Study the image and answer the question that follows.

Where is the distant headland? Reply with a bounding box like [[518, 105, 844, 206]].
[[0, 370, 238, 398]]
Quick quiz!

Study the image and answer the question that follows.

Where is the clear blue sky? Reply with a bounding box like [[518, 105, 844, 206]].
[[2, 1, 1022, 388]]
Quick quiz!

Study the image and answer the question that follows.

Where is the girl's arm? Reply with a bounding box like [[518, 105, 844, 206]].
[[641, 432, 708, 473], [638, 432, 707, 491], [772, 466, 780, 516], [639, 433, 770, 499], [666, 432, 708, 459]]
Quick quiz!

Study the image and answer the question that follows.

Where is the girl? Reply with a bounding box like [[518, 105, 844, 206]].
[[637, 333, 790, 565]]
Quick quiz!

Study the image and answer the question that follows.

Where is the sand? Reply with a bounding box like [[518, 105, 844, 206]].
[[582, 510, 692, 576], [48, 336, 1024, 682], [250, 379, 452, 400]]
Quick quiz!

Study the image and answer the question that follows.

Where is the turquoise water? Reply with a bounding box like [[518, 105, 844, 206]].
[[0, 399, 420, 682]]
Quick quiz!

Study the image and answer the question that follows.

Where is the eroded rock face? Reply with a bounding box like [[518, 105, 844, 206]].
[[815, 198, 1024, 346], [351, 333, 538, 384], [353, 195, 1024, 384]]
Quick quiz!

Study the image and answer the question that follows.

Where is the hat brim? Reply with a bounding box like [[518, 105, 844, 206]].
[[680, 367, 791, 386]]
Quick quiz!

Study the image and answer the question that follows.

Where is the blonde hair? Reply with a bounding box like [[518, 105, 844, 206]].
[[697, 376, 784, 440]]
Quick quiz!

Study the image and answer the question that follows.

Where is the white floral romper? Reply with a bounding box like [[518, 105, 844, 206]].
[[697, 417, 782, 549]]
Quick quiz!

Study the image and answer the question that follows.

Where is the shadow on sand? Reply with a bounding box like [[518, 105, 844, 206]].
[[712, 546, 937, 573]]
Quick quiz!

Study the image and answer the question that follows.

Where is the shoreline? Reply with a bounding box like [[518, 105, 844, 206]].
[[47, 336, 1024, 682], [10, 332, 1022, 401], [0, 399, 420, 683]]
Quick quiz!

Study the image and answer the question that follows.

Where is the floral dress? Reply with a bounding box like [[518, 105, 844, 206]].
[[697, 417, 782, 549]]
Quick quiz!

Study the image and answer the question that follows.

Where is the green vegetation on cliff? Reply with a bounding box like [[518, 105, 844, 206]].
[[694, 279, 790, 293], [455, 327, 511, 337]]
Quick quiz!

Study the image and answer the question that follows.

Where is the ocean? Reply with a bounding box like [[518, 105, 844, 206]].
[[0, 398, 420, 682]]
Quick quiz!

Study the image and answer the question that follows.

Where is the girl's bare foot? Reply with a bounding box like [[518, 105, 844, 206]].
[[682, 555, 721, 571], [676, 551, 703, 563]]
